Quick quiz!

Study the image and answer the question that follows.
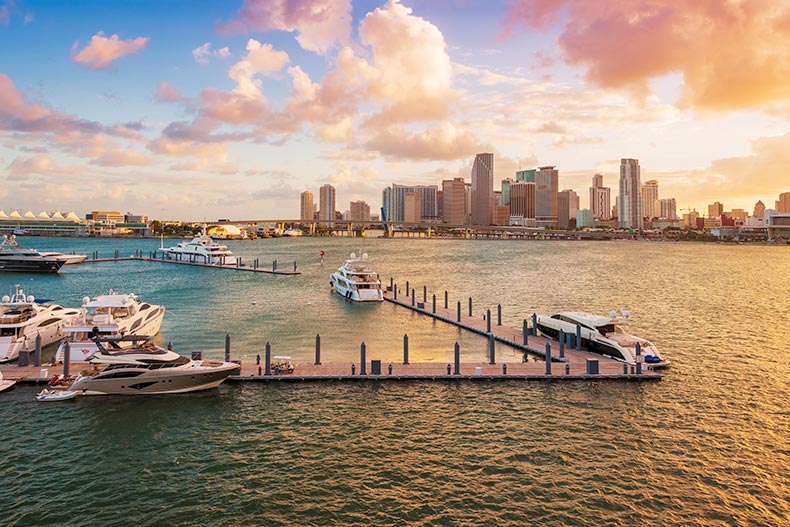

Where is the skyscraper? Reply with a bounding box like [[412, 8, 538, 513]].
[[442, 178, 466, 224], [471, 153, 494, 225], [754, 200, 766, 218], [659, 198, 677, 220], [618, 159, 642, 229], [535, 166, 558, 227], [300, 191, 314, 221], [589, 174, 611, 220], [349, 200, 370, 222], [708, 201, 724, 218], [509, 181, 535, 221], [641, 180, 659, 219], [501, 177, 514, 206], [319, 184, 336, 224], [383, 184, 439, 222], [777, 192, 790, 213], [557, 189, 579, 229]]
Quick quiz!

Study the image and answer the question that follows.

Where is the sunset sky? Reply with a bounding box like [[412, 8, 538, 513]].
[[2, 0, 790, 220]]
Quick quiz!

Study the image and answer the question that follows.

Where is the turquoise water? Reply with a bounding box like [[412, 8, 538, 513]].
[[1, 237, 789, 526]]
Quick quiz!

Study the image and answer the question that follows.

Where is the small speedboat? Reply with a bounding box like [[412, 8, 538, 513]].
[[36, 388, 78, 401], [0, 371, 16, 393]]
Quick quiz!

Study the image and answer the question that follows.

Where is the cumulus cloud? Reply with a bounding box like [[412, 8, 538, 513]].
[[219, 0, 352, 54], [365, 122, 488, 161], [155, 81, 189, 103], [228, 39, 289, 98], [503, 0, 790, 112], [71, 31, 149, 69], [192, 42, 230, 64], [7, 155, 83, 178]]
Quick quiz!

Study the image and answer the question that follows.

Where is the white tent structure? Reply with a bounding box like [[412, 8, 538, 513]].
[[23, 210, 35, 219], [37, 210, 51, 220], [9, 210, 22, 219], [51, 211, 65, 220], [66, 211, 81, 222], [0, 210, 7, 219]]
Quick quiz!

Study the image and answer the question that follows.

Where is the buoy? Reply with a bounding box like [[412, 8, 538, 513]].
[[251, 301, 257, 305]]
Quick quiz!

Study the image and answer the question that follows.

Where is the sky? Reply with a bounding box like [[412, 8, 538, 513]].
[[2, 0, 790, 221]]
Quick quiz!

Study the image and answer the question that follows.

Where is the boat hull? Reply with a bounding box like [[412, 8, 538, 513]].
[[330, 274, 383, 302], [0, 258, 65, 273], [70, 365, 236, 395]]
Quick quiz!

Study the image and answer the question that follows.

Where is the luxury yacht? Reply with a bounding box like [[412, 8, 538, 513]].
[[159, 225, 237, 265], [65, 336, 238, 395], [330, 253, 383, 302], [0, 285, 82, 362], [37, 251, 88, 265], [0, 235, 66, 273], [55, 291, 166, 364], [535, 311, 669, 367]]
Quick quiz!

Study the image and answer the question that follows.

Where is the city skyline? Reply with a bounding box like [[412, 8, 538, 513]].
[[3, 0, 790, 220]]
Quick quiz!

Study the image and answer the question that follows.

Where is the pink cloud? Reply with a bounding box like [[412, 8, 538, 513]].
[[155, 81, 189, 103], [504, 0, 790, 112], [71, 31, 149, 69], [192, 42, 231, 64], [365, 122, 488, 161], [219, 0, 351, 54]]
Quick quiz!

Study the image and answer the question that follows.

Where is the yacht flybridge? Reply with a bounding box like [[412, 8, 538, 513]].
[[53, 336, 238, 396], [0, 285, 81, 362], [330, 253, 383, 302], [535, 311, 669, 368], [159, 225, 237, 265], [55, 291, 165, 364]]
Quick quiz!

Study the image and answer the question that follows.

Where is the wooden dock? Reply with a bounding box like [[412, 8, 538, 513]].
[[82, 253, 300, 275]]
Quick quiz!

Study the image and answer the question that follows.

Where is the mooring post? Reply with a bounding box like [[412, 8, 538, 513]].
[[390, 277, 393, 289], [522, 319, 528, 346], [486, 309, 491, 333], [63, 342, 70, 377], [403, 334, 409, 364], [457, 301, 461, 322], [559, 329, 565, 358], [256, 354, 260, 365], [432, 294, 436, 314], [411, 294, 415, 307], [394, 284, 397, 300], [293, 261, 297, 273], [468, 297, 472, 317], [423, 285, 427, 303], [545, 343, 551, 375], [566, 362, 571, 375], [454, 342, 460, 375], [360, 342, 367, 375], [532, 313, 538, 335], [503, 363, 507, 375], [636, 342, 642, 374], [444, 290, 448, 309], [224, 334, 231, 362], [315, 334, 321, 365], [497, 304, 502, 326], [264, 342, 271, 376], [406, 280, 410, 295], [576, 324, 582, 350], [34, 333, 41, 367], [489, 334, 495, 364]]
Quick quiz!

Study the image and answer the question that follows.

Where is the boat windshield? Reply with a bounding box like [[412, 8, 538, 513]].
[[597, 324, 625, 336]]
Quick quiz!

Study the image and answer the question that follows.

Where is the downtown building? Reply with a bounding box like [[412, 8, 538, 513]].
[[659, 198, 678, 220], [381, 184, 439, 222], [589, 174, 611, 220], [319, 184, 336, 224], [557, 189, 579, 229], [300, 191, 314, 221], [515, 166, 558, 227], [617, 158, 643, 229], [471, 153, 494, 225], [441, 177, 467, 224], [349, 200, 371, 222], [641, 180, 659, 219], [509, 181, 535, 226]]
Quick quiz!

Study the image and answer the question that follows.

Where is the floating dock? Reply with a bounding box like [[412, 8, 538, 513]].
[[82, 250, 300, 275]]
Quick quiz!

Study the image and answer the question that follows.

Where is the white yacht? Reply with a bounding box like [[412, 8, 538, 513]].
[[0, 235, 66, 273], [159, 225, 237, 265], [65, 337, 238, 395], [535, 311, 669, 368], [0, 285, 82, 362], [283, 228, 303, 237], [37, 251, 87, 265], [55, 291, 166, 364], [330, 253, 383, 302]]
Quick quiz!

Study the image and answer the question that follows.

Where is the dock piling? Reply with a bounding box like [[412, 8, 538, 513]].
[[432, 294, 436, 314], [503, 363, 507, 375], [256, 354, 260, 365], [559, 329, 565, 358], [497, 304, 502, 326], [388, 363, 393, 375], [522, 320, 528, 345], [34, 333, 41, 367], [545, 343, 551, 375], [423, 285, 427, 303], [403, 334, 409, 364], [489, 334, 495, 364], [224, 334, 231, 362], [315, 334, 321, 365], [566, 362, 570, 375], [454, 342, 460, 375], [293, 261, 297, 273], [456, 301, 461, 322], [360, 342, 367, 375], [468, 297, 472, 317], [264, 343, 271, 376], [486, 309, 491, 333], [447, 364, 451, 375], [394, 284, 397, 300], [532, 313, 538, 336], [444, 290, 448, 309], [411, 294, 415, 307], [63, 342, 70, 377], [406, 280, 410, 295], [576, 324, 582, 350]]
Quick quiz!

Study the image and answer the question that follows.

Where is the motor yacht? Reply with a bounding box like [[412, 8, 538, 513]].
[[159, 225, 237, 265], [37, 251, 88, 265], [535, 311, 670, 367], [283, 228, 303, 237], [330, 253, 383, 302], [0, 285, 82, 362], [55, 291, 166, 364], [0, 235, 66, 273], [64, 336, 238, 395]]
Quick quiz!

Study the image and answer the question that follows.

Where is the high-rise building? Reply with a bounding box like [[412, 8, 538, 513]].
[[708, 201, 724, 218], [617, 158, 642, 229], [493, 205, 510, 226], [754, 200, 766, 218], [641, 180, 659, 219], [319, 184, 336, 224], [501, 178, 514, 206], [777, 192, 790, 213], [557, 189, 579, 229], [349, 200, 370, 222], [403, 192, 422, 222], [509, 182, 535, 221], [515, 169, 536, 183], [382, 184, 439, 222], [535, 166, 558, 227], [576, 209, 594, 228], [659, 198, 677, 220], [300, 191, 314, 221], [471, 153, 494, 225], [589, 174, 611, 220], [441, 178, 466, 224]]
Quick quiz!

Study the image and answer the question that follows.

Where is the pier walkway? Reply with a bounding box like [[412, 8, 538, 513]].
[[83, 251, 300, 275]]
